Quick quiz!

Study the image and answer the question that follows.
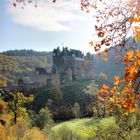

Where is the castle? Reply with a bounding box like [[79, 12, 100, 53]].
[[33, 47, 94, 86], [35, 47, 94, 86], [52, 47, 94, 84], [0, 48, 94, 93]]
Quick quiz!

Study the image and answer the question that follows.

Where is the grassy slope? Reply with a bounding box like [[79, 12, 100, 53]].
[[51, 117, 117, 139]]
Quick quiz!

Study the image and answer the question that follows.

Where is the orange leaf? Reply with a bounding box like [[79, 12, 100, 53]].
[[114, 62, 118, 65], [102, 84, 109, 89], [134, 26, 140, 42], [110, 88, 115, 94], [129, 107, 135, 113], [107, 109, 113, 113], [124, 51, 134, 60], [102, 57, 108, 61], [115, 104, 122, 109], [123, 104, 128, 109], [114, 54, 118, 58], [114, 76, 120, 85], [98, 96, 105, 102], [135, 50, 140, 58], [103, 49, 109, 56]]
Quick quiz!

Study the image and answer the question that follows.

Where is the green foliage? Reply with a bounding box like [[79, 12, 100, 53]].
[[73, 102, 81, 118], [33, 81, 92, 120], [49, 85, 63, 106], [2, 49, 52, 57], [61, 80, 91, 115], [85, 82, 99, 97], [32, 88, 50, 112], [0, 54, 19, 84], [33, 85, 63, 113], [54, 106, 74, 120], [84, 82, 101, 117], [56, 125, 82, 140], [35, 107, 54, 129]]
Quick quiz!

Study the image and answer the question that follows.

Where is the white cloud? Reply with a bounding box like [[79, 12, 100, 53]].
[[7, 0, 87, 31]]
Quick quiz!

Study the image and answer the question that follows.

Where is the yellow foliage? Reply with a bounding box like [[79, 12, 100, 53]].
[[109, 98, 114, 103], [114, 76, 120, 85], [22, 127, 47, 140], [89, 41, 94, 46], [130, 16, 140, 23], [134, 26, 140, 42], [8, 92, 34, 123], [123, 51, 134, 61], [0, 123, 48, 140], [0, 124, 5, 139], [129, 107, 135, 113], [0, 100, 7, 112], [135, 50, 140, 59]]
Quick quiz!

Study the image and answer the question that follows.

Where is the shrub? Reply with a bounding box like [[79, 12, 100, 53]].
[[54, 106, 74, 121]]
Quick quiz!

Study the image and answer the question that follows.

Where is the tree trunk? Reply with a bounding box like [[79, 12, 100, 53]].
[[14, 112, 17, 124]]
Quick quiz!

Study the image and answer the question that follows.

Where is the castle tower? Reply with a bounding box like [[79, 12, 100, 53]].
[[52, 47, 94, 83]]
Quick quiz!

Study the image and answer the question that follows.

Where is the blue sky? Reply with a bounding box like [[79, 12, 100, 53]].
[[0, 0, 95, 53]]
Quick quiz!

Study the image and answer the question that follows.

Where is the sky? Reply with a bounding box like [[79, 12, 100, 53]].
[[0, 0, 96, 54]]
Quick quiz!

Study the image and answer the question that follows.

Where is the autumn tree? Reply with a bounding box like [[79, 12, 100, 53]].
[[7, 92, 34, 124], [82, 0, 138, 51], [0, 100, 10, 126], [81, 0, 140, 117], [98, 51, 140, 115], [0, 90, 12, 126]]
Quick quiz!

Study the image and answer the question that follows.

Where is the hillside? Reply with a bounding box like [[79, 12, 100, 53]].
[[94, 37, 140, 82], [0, 50, 52, 85], [1, 42, 137, 85], [0, 48, 123, 85], [94, 49, 124, 82], [32, 80, 92, 117]]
